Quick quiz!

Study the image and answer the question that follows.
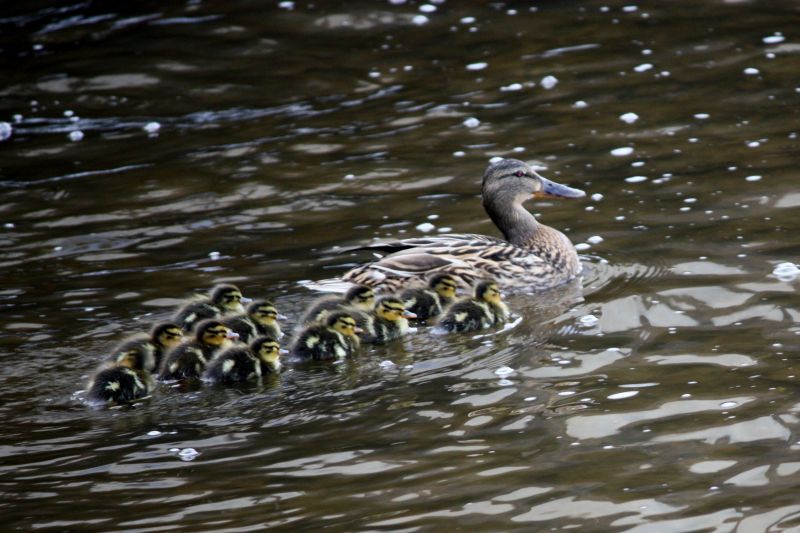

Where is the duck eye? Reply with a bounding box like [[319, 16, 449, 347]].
[[514, 170, 525, 177]]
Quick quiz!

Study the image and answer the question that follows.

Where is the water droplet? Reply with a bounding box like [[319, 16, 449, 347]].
[[178, 448, 200, 461], [463, 117, 480, 128], [412, 14, 429, 25], [69, 130, 84, 142], [579, 314, 599, 326], [625, 175, 647, 183], [720, 401, 738, 408], [611, 147, 634, 156], [540, 75, 558, 89], [466, 61, 487, 71], [416, 222, 435, 233], [144, 121, 161, 133], [147, 430, 162, 436], [763, 34, 784, 44], [608, 391, 639, 400], [0, 122, 12, 142], [745, 175, 762, 182], [573, 100, 588, 109], [620, 112, 639, 124], [494, 366, 514, 377], [773, 262, 800, 281], [633, 63, 653, 72], [500, 83, 522, 92], [743, 67, 760, 75]]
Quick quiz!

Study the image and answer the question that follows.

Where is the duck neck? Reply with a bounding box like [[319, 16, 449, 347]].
[[483, 194, 540, 247]]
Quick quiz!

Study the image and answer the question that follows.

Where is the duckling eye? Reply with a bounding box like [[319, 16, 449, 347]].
[[514, 170, 525, 177]]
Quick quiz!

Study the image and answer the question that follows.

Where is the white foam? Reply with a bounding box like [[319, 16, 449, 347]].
[[540, 75, 558, 89], [611, 147, 634, 156], [620, 112, 639, 124], [466, 62, 488, 71], [463, 117, 481, 128]]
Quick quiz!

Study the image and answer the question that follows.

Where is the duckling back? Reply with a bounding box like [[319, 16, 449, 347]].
[[202, 347, 260, 384], [437, 299, 494, 332], [289, 324, 350, 362], [86, 366, 154, 405], [158, 342, 209, 381]]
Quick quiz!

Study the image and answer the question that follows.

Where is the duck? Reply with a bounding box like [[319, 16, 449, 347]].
[[86, 336, 157, 405], [222, 299, 284, 342], [158, 319, 239, 380], [173, 284, 250, 331], [400, 273, 459, 321], [148, 322, 184, 370], [299, 284, 375, 325], [289, 311, 361, 362], [202, 336, 284, 383], [437, 280, 510, 332], [360, 295, 417, 344], [341, 158, 585, 293]]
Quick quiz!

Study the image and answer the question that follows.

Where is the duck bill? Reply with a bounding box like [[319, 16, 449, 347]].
[[402, 310, 418, 319], [533, 175, 586, 199]]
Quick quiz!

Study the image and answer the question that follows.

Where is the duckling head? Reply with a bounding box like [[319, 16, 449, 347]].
[[112, 335, 156, 372], [247, 300, 281, 327], [474, 280, 503, 306], [375, 296, 417, 322], [195, 319, 239, 347], [429, 273, 459, 300], [344, 285, 375, 312], [250, 336, 283, 366], [150, 322, 184, 351], [209, 284, 249, 314], [326, 311, 362, 340]]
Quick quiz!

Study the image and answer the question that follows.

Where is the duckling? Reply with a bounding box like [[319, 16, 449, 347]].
[[222, 299, 284, 342], [361, 296, 417, 344], [158, 319, 239, 380], [400, 273, 459, 321], [289, 311, 361, 362], [299, 284, 375, 325], [202, 336, 284, 383], [173, 284, 250, 331], [437, 280, 510, 333], [149, 322, 184, 370], [87, 337, 157, 405]]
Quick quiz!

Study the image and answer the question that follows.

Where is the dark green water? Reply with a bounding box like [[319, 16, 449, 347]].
[[2, 1, 800, 530]]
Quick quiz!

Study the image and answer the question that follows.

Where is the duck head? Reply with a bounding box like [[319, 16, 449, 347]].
[[474, 280, 504, 306], [150, 322, 184, 351], [247, 300, 282, 327], [250, 336, 283, 367], [375, 296, 417, 322], [195, 319, 239, 347], [343, 285, 375, 312], [112, 334, 157, 372], [326, 311, 362, 345], [209, 284, 249, 314], [429, 273, 459, 300]]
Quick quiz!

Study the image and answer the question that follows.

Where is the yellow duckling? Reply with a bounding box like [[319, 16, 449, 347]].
[[222, 299, 284, 342], [437, 280, 509, 332], [86, 336, 157, 405], [149, 322, 184, 370], [202, 336, 285, 383], [299, 284, 375, 325], [289, 311, 361, 362], [361, 296, 417, 344], [158, 319, 238, 380], [400, 273, 459, 322], [173, 284, 250, 331]]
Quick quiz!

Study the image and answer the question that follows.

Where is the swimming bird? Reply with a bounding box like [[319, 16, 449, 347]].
[[299, 284, 375, 325], [289, 311, 361, 362], [437, 280, 509, 332], [148, 322, 184, 370], [202, 336, 284, 383], [87, 337, 157, 405], [173, 284, 250, 331], [158, 319, 238, 380], [223, 299, 284, 342], [342, 158, 585, 292], [361, 295, 417, 344], [400, 273, 459, 321]]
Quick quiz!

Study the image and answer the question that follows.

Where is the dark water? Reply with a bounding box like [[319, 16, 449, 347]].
[[3, 1, 800, 530]]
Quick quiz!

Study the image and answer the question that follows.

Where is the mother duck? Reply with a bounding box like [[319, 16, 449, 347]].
[[342, 158, 586, 293]]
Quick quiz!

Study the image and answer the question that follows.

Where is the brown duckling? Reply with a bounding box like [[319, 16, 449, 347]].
[[289, 311, 361, 362], [173, 284, 250, 331], [149, 322, 184, 370], [222, 299, 284, 342], [361, 296, 417, 344], [158, 319, 239, 380], [202, 336, 285, 383], [299, 284, 375, 325], [87, 337, 157, 405], [437, 280, 509, 333], [400, 273, 459, 322]]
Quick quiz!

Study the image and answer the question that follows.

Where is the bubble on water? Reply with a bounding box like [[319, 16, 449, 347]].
[[720, 401, 738, 408], [587, 235, 604, 244], [412, 14, 429, 25], [591, 193, 604, 201], [437, 226, 452, 232], [747, 141, 761, 148], [611, 147, 634, 156], [620, 112, 639, 124], [278, 1, 294, 9], [558, 391, 576, 397], [209, 251, 221, 259], [498, 378, 514, 386], [494, 366, 514, 377], [178, 448, 200, 461], [743, 67, 760, 75], [773, 262, 800, 281], [4, 222, 15, 229], [683, 198, 697, 203], [466, 61, 487, 71], [573, 100, 588, 108], [745, 175, 762, 182], [453, 151, 465, 157], [763, 34, 784, 44], [633, 63, 653, 72], [642, 48, 652, 55], [63, 110, 74, 117], [419, 3, 436, 13], [540, 75, 558, 89], [460, 16, 476, 24], [144, 121, 161, 133], [623, 5, 639, 12], [500, 83, 523, 92], [608, 390, 639, 400], [416, 222, 435, 233], [512, 146, 525, 152], [463, 117, 480, 128], [69, 130, 84, 141], [625, 175, 647, 183], [694, 113, 710, 120], [615, 215, 626, 221], [427, 214, 439, 220], [575, 243, 591, 251], [379, 360, 396, 368], [147, 430, 162, 436], [631, 161, 645, 167], [579, 314, 599, 327], [0, 122, 12, 141]]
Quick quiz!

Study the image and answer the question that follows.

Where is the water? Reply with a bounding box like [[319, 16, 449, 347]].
[[3, 1, 800, 530]]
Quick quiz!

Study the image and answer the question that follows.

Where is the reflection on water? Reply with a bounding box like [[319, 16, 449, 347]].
[[3, 0, 800, 530]]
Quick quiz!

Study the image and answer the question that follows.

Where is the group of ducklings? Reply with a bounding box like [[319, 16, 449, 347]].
[[86, 276, 510, 406]]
